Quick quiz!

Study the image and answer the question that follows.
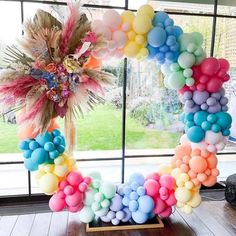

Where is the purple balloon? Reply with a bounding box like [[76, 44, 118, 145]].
[[192, 91, 209, 105], [211, 92, 221, 100], [201, 103, 208, 110], [222, 105, 228, 111], [220, 97, 228, 105], [122, 208, 132, 222], [185, 99, 195, 108], [116, 211, 125, 220], [107, 210, 116, 220], [184, 104, 200, 113], [111, 218, 120, 225], [101, 215, 111, 223], [183, 91, 193, 100], [110, 194, 123, 212], [207, 103, 221, 113], [206, 97, 217, 106]]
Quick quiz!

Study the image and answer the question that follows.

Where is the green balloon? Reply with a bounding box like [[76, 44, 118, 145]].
[[95, 207, 109, 217], [101, 199, 110, 208], [92, 201, 101, 211], [195, 52, 206, 65], [78, 206, 95, 223], [178, 52, 196, 69], [89, 171, 101, 180], [83, 188, 96, 206], [168, 71, 186, 90], [91, 179, 101, 189], [192, 32, 203, 45], [100, 182, 116, 199], [95, 192, 104, 202]]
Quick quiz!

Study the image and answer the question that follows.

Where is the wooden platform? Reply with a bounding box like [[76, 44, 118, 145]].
[[0, 201, 236, 236]]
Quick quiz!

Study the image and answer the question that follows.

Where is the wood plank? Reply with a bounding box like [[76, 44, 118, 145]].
[[48, 211, 69, 236], [206, 201, 236, 235], [176, 208, 214, 236], [11, 214, 35, 236], [67, 212, 81, 236], [0, 215, 18, 236], [194, 202, 233, 236], [30, 212, 52, 236]]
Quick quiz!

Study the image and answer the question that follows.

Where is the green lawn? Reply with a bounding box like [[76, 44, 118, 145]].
[[0, 105, 181, 153]]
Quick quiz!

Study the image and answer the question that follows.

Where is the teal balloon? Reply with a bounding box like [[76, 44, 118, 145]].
[[187, 126, 205, 143], [178, 52, 196, 69], [100, 182, 116, 199], [49, 150, 59, 159], [193, 111, 208, 126], [207, 114, 217, 123], [19, 140, 30, 150], [168, 71, 186, 89], [53, 136, 62, 145], [201, 121, 211, 131], [216, 112, 232, 129], [29, 141, 39, 150], [52, 129, 61, 136], [57, 145, 65, 154], [211, 124, 221, 133], [31, 148, 48, 164], [44, 142, 55, 152], [147, 27, 167, 48], [78, 206, 95, 223]]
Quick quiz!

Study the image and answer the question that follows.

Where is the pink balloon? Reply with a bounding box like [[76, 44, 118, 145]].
[[160, 175, 175, 190], [165, 191, 177, 206], [67, 171, 83, 186], [206, 77, 223, 93], [159, 206, 172, 218], [92, 20, 112, 40], [103, 10, 121, 30], [154, 198, 166, 214], [68, 204, 83, 213], [219, 58, 230, 71], [112, 30, 127, 49], [144, 179, 160, 197], [65, 190, 83, 207], [49, 195, 66, 212], [146, 172, 160, 182]]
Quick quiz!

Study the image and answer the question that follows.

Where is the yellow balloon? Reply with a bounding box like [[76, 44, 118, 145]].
[[135, 34, 145, 45], [39, 173, 59, 195], [188, 193, 201, 208], [175, 187, 191, 203], [183, 205, 192, 214], [158, 165, 173, 175], [124, 41, 140, 58], [137, 48, 149, 60], [137, 4, 155, 18], [121, 10, 135, 24], [54, 165, 68, 177], [127, 31, 136, 41], [132, 15, 152, 34]]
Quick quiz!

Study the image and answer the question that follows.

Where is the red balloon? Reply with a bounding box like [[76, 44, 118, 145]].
[[201, 57, 220, 76], [206, 77, 223, 93], [218, 58, 230, 71]]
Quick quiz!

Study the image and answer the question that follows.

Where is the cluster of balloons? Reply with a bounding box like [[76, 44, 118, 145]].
[[180, 89, 228, 114], [14, 3, 233, 225], [19, 129, 66, 171], [181, 111, 232, 143], [172, 144, 219, 187]]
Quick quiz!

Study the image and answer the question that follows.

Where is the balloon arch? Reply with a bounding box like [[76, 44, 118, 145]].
[[0, 3, 232, 225]]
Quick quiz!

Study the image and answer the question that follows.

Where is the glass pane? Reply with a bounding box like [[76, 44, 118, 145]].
[[31, 160, 122, 193], [217, 0, 236, 16], [0, 1, 22, 67], [0, 164, 28, 196], [128, 0, 214, 14], [214, 17, 236, 151]]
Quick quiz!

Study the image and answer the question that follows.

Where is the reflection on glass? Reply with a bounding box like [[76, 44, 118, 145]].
[[214, 17, 236, 151], [217, 0, 236, 16], [128, 0, 214, 14]]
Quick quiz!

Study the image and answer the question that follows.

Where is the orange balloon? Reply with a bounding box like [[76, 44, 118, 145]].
[[18, 119, 59, 140], [83, 56, 102, 69], [189, 156, 207, 173]]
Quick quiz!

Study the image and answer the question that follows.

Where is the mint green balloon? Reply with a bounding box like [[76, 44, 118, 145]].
[[92, 202, 101, 211], [95, 192, 104, 202], [95, 207, 109, 217], [178, 52, 195, 69], [78, 206, 95, 223], [100, 182, 116, 199], [91, 179, 101, 189], [83, 188, 96, 206], [195, 52, 206, 65], [192, 32, 203, 45], [168, 71, 186, 89], [186, 77, 195, 86], [101, 199, 110, 208], [89, 171, 101, 180]]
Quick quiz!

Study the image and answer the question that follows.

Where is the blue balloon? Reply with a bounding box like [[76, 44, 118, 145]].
[[44, 142, 55, 152], [187, 126, 205, 143], [166, 35, 176, 46], [165, 26, 175, 35], [130, 191, 139, 200], [156, 52, 165, 61], [19, 140, 30, 150], [23, 150, 32, 159], [29, 141, 39, 150], [137, 186, 146, 196], [122, 208, 132, 222], [122, 196, 130, 207], [138, 195, 154, 214], [164, 18, 174, 27], [36, 132, 53, 146], [31, 148, 48, 164], [123, 186, 132, 196], [49, 150, 59, 159], [170, 44, 180, 52], [53, 136, 62, 145], [24, 158, 38, 171], [132, 211, 148, 224], [165, 51, 175, 61], [147, 27, 167, 48], [159, 45, 169, 53], [130, 181, 139, 191], [147, 44, 159, 59], [173, 26, 183, 37], [129, 200, 139, 212], [129, 173, 145, 186], [152, 11, 169, 26]]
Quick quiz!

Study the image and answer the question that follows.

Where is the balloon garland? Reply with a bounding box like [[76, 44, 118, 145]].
[[0, 3, 232, 225]]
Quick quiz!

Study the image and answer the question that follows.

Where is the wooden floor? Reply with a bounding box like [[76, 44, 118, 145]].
[[0, 201, 236, 236]]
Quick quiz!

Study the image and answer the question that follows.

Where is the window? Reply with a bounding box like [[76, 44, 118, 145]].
[[0, 0, 235, 198]]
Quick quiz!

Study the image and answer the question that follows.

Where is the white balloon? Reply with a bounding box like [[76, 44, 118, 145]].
[[205, 131, 223, 145]]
